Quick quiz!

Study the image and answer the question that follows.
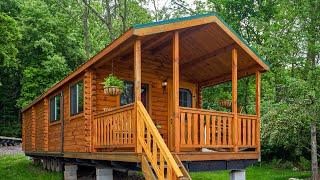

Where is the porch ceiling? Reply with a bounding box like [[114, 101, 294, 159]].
[[138, 23, 266, 86]]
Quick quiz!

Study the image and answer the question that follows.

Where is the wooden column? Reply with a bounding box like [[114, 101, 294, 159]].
[[232, 48, 238, 152], [134, 38, 142, 153], [173, 31, 180, 152], [255, 71, 261, 153]]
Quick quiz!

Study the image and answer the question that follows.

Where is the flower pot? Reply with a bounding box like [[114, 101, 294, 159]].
[[104, 86, 122, 96], [219, 99, 232, 108]]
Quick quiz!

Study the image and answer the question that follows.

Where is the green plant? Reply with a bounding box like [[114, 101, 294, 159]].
[[103, 74, 125, 91]]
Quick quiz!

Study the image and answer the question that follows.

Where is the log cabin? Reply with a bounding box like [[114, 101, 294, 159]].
[[21, 13, 269, 180]]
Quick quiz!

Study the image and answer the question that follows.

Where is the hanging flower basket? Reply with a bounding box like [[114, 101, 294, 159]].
[[103, 74, 124, 96], [219, 99, 232, 108], [104, 86, 122, 96]]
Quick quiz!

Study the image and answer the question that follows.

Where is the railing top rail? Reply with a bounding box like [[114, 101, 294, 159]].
[[137, 101, 183, 177], [180, 107, 234, 117], [180, 107, 258, 119], [94, 103, 134, 118], [238, 113, 258, 119]]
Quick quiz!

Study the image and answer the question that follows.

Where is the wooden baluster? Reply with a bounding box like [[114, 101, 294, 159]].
[[130, 109, 134, 145], [200, 114, 204, 145], [106, 116, 110, 145], [153, 140, 157, 166], [100, 117, 103, 145], [127, 110, 132, 144], [217, 115, 221, 145], [243, 118, 247, 146], [120, 112, 124, 144], [248, 118, 252, 146], [228, 117, 232, 145], [97, 118, 100, 146], [167, 164, 172, 180], [212, 115, 216, 145], [180, 112, 186, 145], [238, 117, 242, 146], [205, 114, 211, 145], [103, 116, 106, 145], [252, 119, 256, 146], [112, 115, 116, 145], [187, 113, 192, 145], [160, 150, 164, 179], [193, 113, 199, 145], [223, 116, 227, 145], [124, 111, 128, 144], [147, 128, 151, 150]]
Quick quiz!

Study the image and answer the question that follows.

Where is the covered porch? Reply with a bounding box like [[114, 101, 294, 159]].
[[91, 17, 268, 158]]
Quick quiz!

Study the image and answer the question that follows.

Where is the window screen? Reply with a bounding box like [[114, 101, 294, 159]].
[[70, 81, 84, 116]]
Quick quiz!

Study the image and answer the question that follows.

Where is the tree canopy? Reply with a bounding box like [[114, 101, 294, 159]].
[[0, 0, 319, 171]]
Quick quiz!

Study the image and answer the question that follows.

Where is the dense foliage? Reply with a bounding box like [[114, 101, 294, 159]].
[[0, 0, 319, 168]]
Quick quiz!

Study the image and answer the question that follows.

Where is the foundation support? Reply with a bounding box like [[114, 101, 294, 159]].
[[96, 167, 113, 180], [64, 164, 78, 180], [230, 169, 245, 180]]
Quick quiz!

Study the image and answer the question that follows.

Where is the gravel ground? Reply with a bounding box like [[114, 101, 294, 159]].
[[0, 145, 23, 156]]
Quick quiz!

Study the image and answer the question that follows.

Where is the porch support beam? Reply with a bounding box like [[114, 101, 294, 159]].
[[173, 31, 180, 153], [199, 65, 261, 88], [134, 38, 142, 153], [255, 71, 261, 154], [232, 48, 238, 152]]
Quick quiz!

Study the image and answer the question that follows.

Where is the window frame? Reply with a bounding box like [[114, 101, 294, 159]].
[[179, 88, 193, 108], [49, 92, 62, 123], [69, 80, 84, 116]]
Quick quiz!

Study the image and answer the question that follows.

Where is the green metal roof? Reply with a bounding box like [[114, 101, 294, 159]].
[[133, 12, 271, 68]]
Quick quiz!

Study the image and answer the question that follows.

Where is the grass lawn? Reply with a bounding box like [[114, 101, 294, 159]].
[[0, 154, 311, 180], [190, 165, 311, 180], [0, 154, 62, 180]]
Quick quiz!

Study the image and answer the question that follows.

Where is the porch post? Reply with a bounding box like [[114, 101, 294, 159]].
[[173, 31, 180, 152], [232, 48, 238, 152], [134, 38, 142, 153], [255, 71, 261, 154]]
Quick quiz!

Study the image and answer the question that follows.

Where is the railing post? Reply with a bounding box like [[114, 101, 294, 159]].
[[134, 38, 142, 153], [232, 48, 238, 152], [173, 31, 180, 153], [255, 71, 261, 154]]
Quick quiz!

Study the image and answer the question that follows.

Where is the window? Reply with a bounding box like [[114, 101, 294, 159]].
[[50, 94, 61, 122], [179, 88, 192, 107], [120, 81, 148, 107], [120, 81, 134, 106], [70, 81, 83, 116]]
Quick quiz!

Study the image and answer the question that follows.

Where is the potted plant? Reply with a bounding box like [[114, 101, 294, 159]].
[[218, 92, 232, 108], [103, 74, 125, 96]]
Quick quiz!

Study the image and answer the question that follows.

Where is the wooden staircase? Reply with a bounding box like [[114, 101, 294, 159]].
[[136, 101, 191, 180]]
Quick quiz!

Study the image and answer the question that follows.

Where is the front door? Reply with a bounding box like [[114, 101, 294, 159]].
[[167, 80, 197, 150], [120, 81, 149, 110]]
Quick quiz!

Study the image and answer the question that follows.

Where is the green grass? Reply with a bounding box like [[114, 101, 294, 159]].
[[190, 165, 311, 180], [0, 154, 62, 180], [0, 154, 311, 180]]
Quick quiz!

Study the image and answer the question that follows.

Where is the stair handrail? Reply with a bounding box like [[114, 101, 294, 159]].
[[136, 101, 183, 179]]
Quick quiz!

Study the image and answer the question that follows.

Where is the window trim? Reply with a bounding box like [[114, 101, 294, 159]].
[[49, 92, 62, 123], [69, 80, 84, 117]]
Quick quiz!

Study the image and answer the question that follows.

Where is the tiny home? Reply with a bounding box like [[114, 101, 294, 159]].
[[22, 13, 269, 179]]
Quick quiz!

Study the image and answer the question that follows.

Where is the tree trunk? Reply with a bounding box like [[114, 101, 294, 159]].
[[83, 0, 90, 57], [311, 120, 318, 180]]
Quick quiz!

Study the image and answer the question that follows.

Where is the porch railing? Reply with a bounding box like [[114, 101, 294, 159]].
[[179, 107, 259, 151], [94, 104, 135, 149]]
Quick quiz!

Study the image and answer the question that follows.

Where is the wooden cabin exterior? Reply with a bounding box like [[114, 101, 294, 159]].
[[22, 13, 269, 179]]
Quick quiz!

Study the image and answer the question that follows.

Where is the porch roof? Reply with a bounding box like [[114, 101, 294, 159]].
[[22, 12, 270, 112]]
